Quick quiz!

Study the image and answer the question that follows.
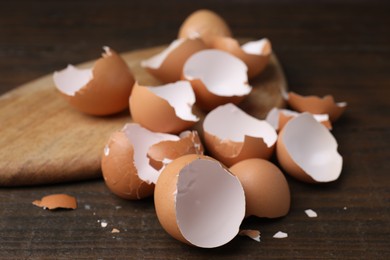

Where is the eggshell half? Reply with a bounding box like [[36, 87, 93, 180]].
[[178, 9, 232, 46], [230, 158, 290, 218], [265, 107, 332, 131], [154, 154, 245, 248], [141, 38, 207, 83], [203, 103, 277, 167], [286, 91, 347, 122], [129, 81, 198, 134], [101, 123, 179, 200], [276, 113, 343, 183], [53, 46, 134, 116], [211, 37, 272, 79], [182, 49, 252, 111]]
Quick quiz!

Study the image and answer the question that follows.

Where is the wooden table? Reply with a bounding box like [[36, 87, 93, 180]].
[[1, 1, 389, 259]]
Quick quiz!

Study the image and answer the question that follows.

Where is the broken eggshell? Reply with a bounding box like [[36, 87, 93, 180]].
[[129, 81, 199, 134], [230, 158, 290, 218], [141, 38, 207, 83], [211, 37, 272, 79], [276, 113, 343, 183], [265, 107, 332, 131], [285, 91, 347, 122], [101, 123, 203, 200], [203, 103, 277, 167], [178, 9, 232, 46], [182, 49, 252, 111], [32, 194, 77, 210], [53, 46, 134, 116], [154, 154, 245, 248]]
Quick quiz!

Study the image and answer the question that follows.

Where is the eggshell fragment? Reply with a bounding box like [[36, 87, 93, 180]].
[[239, 229, 261, 242], [211, 37, 272, 79], [154, 154, 245, 248], [203, 103, 277, 167], [129, 81, 198, 134], [32, 194, 77, 210], [53, 46, 134, 116], [101, 123, 179, 200], [305, 209, 318, 218], [230, 158, 290, 218], [273, 231, 288, 239], [285, 91, 347, 122], [178, 9, 232, 46], [265, 107, 332, 131], [141, 38, 207, 83], [276, 113, 343, 183], [183, 49, 252, 111]]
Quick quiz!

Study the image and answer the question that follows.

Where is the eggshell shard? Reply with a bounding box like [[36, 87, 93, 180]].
[[154, 154, 245, 248], [101, 123, 179, 200], [238, 229, 261, 242], [265, 107, 332, 131], [32, 194, 77, 210], [178, 9, 232, 46], [53, 47, 135, 116], [286, 91, 347, 122], [276, 113, 343, 183], [129, 81, 198, 134], [183, 49, 252, 111], [203, 103, 277, 167], [141, 38, 207, 83], [211, 37, 272, 79], [230, 158, 290, 218]]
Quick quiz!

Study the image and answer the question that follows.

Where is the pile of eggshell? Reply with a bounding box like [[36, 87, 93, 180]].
[[53, 10, 347, 248]]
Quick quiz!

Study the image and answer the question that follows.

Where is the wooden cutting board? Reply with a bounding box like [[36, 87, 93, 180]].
[[0, 44, 287, 186]]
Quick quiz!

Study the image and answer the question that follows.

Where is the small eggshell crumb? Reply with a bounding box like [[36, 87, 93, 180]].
[[239, 229, 261, 242], [111, 228, 120, 233], [101, 221, 108, 228], [305, 209, 318, 218], [273, 231, 288, 239], [32, 194, 77, 210]]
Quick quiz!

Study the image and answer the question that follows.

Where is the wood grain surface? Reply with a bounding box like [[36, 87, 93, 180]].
[[0, 1, 389, 259]]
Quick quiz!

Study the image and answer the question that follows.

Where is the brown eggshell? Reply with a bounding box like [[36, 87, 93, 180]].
[[101, 130, 154, 200], [154, 154, 245, 248], [182, 49, 252, 111], [211, 37, 272, 79], [178, 9, 232, 46], [32, 194, 77, 210], [53, 47, 134, 116], [147, 131, 204, 171], [129, 81, 198, 134], [230, 158, 290, 218], [286, 91, 347, 122], [141, 38, 207, 83], [203, 103, 277, 167], [276, 113, 343, 183]]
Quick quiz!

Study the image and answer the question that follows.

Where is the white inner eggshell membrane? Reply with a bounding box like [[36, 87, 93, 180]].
[[183, 49, 251, 96], [53, 65, 93, 96], [141, 38, 186, 69], [282, 113, 342, 182], [176, 158, 245, 248], [266, 108, 330, 130], [241, 38, 269, 55], [204, 103, 277, 147], [147, 81, 198, 122], [122, 123, 179, 184]]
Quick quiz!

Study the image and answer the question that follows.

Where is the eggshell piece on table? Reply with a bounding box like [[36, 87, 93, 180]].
[[101, 123, 178, 199], [141, 38, 207, 83], [276, 113, 343, 183], [230, 158, 290, 218], [182, 49, 252, 111], [203, 103, 277, 167], [178, 9, 232, 46], [53, 46, 134, 116], [265, 107, 332, 131], [32, 194, 77, 210], [238, 229, 261, 242], [285, 91, 347, 122], [154, 154, 245, 248], [129, 81, 198, 134], [211, 37, 272, 79]]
